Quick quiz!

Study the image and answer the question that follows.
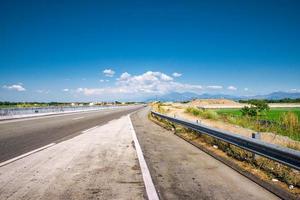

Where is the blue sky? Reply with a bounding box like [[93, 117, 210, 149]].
[[1, 0, 300, 101]]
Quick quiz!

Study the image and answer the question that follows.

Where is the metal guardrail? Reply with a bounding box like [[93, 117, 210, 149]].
[[151, 111, 300, 171], [0, 105, 119, 116]]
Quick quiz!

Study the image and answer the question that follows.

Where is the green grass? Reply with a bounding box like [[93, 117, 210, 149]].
[[216, 108, 300, 121], [216, 108, 300, 141], [186, 107, 300, 141]]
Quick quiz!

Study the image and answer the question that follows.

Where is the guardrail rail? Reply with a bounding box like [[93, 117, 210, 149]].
[[151, 111, 300, 171], [0, 105, 121, 116]]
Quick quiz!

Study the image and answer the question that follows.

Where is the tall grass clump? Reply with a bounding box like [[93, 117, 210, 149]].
[[186, 106, 202, 116], [186, 107, 219, 120], [155, 102, 167, 114], [280, 112, 299, 130], [280, 112, 300, 139]]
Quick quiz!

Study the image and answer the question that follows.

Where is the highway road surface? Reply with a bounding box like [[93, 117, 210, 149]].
[[0, 105, 142, 163], [0, 105, 279, 199]]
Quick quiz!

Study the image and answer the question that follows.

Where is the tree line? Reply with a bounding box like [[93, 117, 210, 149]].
[[239, 98, 300, 104]]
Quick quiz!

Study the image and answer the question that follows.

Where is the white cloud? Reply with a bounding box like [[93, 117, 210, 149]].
[[207, 85, 223, 89], [103, 69, 115, 77], [227, 86, 237, 91], [290, 88, 300, 92], [77, 71, 202, 97], [244, 88, 249, 91], [119, 72, 131, 81], [3, 84, 26, 91], [172, 72, 182, 77], [62, 88, 69, 92], [99, 79, 109, 82]]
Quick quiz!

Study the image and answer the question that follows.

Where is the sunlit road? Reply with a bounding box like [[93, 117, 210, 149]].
[[0, 105, 143, 163]]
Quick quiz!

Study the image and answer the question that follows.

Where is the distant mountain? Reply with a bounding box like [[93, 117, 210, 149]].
[[146, 92, 199, 102], [146, 92, 240, 102], [251, 92, 300, 100], [197, 93, 241, 100], [146, 91, 300, 102]]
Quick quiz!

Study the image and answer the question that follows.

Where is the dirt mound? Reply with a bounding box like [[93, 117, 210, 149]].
[[189, 99, 241, 107]]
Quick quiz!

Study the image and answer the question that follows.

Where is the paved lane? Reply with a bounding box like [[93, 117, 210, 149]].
[[0, 105, 143, 162], [0, 115, 145, 200]]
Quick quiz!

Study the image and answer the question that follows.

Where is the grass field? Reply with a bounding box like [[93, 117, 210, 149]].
[[185, 107, 300, 141], [216, 108, 300, 121]]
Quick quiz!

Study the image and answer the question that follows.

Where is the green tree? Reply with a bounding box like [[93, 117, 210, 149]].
[[241, 100, 269, 117]]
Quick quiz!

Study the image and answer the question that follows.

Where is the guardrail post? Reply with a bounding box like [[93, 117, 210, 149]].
[[252, 132, 261, 140], [252, 132, 261, 160]]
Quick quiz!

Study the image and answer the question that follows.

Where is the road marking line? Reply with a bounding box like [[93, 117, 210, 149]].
[[128, 115, 159, 200], [82, 126, 98, 133], [0, 143, 56, 167], [72, 117, 85, 120]]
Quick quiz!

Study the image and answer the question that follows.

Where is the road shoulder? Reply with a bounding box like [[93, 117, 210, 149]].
[[130, 107, 279, 200]]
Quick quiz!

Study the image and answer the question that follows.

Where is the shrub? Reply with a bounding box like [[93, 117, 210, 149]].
[[241, 106, 258, 117], [241, 100, 270, 117]]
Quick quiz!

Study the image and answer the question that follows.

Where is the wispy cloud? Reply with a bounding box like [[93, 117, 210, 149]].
[[290, 88, 300, 92], [62, 88, 69, 92], [172, 72, 182, 77], [103, 69, 115, 77], [3, 84, 26, 91], [99, 79, 109, 82], [244, 88, 249, 91], [207, 85, 223, 89], [36, 89, 50, 94], [227, 86, 237, 91]]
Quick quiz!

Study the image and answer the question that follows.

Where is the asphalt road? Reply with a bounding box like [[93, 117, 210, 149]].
[[0, 112, 145, 200], [0, 105, 143, 163]]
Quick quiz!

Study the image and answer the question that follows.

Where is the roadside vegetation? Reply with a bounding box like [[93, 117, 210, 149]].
[[151, 103, 300, 195], [185, 100, 300, 141]]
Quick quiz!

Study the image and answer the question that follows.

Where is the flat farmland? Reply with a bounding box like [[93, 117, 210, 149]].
[[216, 107, 300, 121]]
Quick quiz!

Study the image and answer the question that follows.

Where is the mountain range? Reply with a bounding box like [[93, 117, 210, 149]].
[[146, 91, 300, 102]]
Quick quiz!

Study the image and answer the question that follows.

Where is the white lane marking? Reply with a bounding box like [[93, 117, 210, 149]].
[[72, 117, 85, 120], [0, 143, 56, 167], [82, 126, 99, 133], [128, 115, 159, 200]]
